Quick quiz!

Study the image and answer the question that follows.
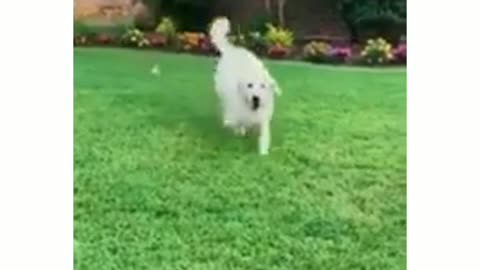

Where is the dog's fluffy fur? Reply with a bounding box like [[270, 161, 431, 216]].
[[209, 17, 281, 155]]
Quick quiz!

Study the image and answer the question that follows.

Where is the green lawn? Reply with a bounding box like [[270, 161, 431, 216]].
[[74, 48, 406, 270]]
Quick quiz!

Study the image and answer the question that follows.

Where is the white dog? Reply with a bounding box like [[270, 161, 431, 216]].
[[209, 17, 282, 155]]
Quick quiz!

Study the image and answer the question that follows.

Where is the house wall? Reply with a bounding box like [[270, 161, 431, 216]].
[[74, 0, 136, 25], [74, 0, 351, 40]]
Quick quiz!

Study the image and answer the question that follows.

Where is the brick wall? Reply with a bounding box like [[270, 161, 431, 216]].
[[74, 0, 351, 40], [74, 0, 135, 25]]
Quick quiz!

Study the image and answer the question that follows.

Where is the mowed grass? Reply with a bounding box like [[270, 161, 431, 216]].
[[74, 48, 406, 270]]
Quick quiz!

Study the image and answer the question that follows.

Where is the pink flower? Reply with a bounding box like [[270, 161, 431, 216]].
[[329, 47, 352, 59], [393, 43, 407, 60]]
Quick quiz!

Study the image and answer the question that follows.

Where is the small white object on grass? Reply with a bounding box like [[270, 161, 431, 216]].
[[151, 64, 160, 76]]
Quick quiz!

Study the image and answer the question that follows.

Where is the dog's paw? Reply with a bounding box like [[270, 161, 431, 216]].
[[259, 148, 269, 155]]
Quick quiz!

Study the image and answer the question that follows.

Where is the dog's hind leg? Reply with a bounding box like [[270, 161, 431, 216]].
[[258, 122, 271, 155]]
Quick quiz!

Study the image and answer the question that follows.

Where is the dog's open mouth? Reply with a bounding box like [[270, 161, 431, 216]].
[[252, 96, 260, 110]]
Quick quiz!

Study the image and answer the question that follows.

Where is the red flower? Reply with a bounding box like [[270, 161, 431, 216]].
[[145, 33, 167, 47], [199, 36, 212, 52], [96, 33, 114, 44]]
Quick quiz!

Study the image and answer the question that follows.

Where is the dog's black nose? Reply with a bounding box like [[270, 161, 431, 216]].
[[252, 95, 260, 110]]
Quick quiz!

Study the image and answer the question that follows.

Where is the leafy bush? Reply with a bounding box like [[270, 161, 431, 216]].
[[225, 29, 266, 54], [208, 17, 266, 53], [74, 21, 91, 46], [303, 41, 332, 62], [246, 31, 266, 54], [74, 20, 128, 36], [92, 25, 127, 36], [340, 0, 406, 42], [155, 17, 176, 43], [264, 23, 293, 58], [74, 20, 128, 46], [264, 23, 293, 48], [74, 21, 91, 36], [341, 0, 406, 25], [247, 12, 275, 34], [360, 38, 394, 64], [147, 0, 215, 31], [122, 28, 150, 48], [228, 32, 247, 47], [303, 42, 352, 63], [74, 35, 89, 46]]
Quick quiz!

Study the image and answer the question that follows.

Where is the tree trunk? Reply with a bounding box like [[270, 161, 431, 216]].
[[265, 0, 271, 14], [277, 0, 286, 27]]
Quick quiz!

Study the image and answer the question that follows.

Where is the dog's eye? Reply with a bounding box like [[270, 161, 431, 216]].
[[260, 83, 265, 89], [247, 83, 253, 88]]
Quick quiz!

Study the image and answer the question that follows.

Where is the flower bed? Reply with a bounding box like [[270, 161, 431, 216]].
[[73, 20, 406, 66], [177, 32, 214, 54]]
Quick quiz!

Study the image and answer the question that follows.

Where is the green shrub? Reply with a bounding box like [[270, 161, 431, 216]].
[[90, 25, 127, 36], [155, 17, 177, 42], [247, 13, 274, 33], [340, 0, 406, 42], [229, 33, 247, 47], [303, 41, 332, 63], [226, 29, 266, 54], [246, 31, 266, 54], [122, 28, 150, 48], [74, 20, 128, 37], [74, 21, 92, 36], [264, 23, 293, 48], [360, 37, 394, 65], [74, 35, 88, 46], [148, 0, 214, 31], [228, 25, 248, 47]]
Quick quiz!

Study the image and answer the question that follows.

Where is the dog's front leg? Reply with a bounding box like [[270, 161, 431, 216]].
[[234, 126, 247, 136], [258, 122, 270, 155]]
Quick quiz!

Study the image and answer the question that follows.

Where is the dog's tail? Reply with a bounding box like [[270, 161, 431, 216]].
[[209, 17, 232, 53]]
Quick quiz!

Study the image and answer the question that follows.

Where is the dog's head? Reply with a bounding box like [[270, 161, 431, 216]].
[[237, 76, 280, 111]]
